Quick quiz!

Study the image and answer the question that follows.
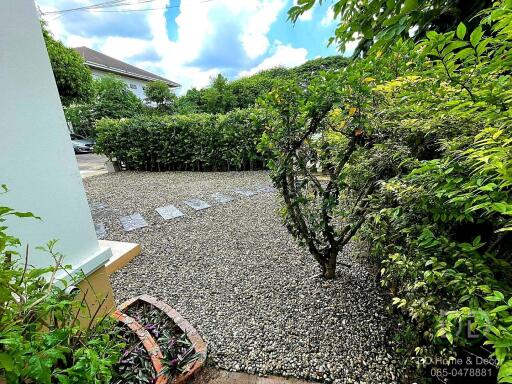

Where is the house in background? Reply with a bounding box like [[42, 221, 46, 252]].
[[74, 46, 180, 100]]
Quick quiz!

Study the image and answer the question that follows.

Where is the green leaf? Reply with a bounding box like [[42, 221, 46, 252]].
[[494, 339, 512, 348], [490, 305, 509, 314], [401, 0, 418, 14], [496, 348, 507, 364], [456, 23, 467, 39], [499, 361, 512, 384], [0, 352, 14, 372], [495, 291, 505, 301], [470, 26, 483, 47]]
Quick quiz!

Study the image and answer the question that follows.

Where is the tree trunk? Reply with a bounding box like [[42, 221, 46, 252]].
[[323, 249, 337, 279]]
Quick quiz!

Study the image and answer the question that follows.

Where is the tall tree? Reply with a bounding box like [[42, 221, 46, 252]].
[[92, 76, 142, 120], [144, 80, 177, 112], [42, 25, 94, 106], [202, 74, 236, 114]]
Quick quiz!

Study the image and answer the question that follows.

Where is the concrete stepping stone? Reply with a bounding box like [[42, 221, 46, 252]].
[[89, 201, 108, 210], [211, 193, 233, 204], [156, 204, 185, 220], [120, 213, 148, 232], [254, 185, 277, 193], [232, 188, 257, 197], [89, 201, 110, 214], [184, 198, 210, 211], [89, 201, 114, 221], [95, 223, 107, 239]]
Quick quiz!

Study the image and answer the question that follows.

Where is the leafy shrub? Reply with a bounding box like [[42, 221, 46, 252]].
[[64, 103, 95, 138], [144, 80, 177, 113], [64, 76, 144, 138], [178, 56, 349, 114], [257, 41, 420, 279], [0, 186, 123, 383], [264, 0, 512, 380], [95, 108, 266, 171], [42, 24, 94, 107], [92, 76, 143, 120], [352, 1, 512, 380]]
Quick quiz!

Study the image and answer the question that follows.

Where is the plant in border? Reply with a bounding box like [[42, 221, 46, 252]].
[[0, 185, 123, 383]]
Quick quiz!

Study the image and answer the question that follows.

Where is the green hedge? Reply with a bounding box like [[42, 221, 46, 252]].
[[95, 108, 266, 171]]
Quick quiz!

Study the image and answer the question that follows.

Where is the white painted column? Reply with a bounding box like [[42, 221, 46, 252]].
[[0, 0, 112, 279]]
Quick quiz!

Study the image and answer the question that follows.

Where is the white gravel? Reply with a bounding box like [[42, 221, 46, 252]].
[[83, 171, 400, 384]]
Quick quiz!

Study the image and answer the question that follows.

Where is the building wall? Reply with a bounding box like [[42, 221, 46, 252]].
[[1, 0, 111, 277], [91, 69, 150, 101]]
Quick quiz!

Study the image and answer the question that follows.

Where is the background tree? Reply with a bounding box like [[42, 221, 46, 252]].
[[202, 74, 236, 114], [42, 25, 93, 106], [175, 57, 349, 114], [144, 80, 177, 113], [289, 0, 491, 56], [92, 75, 143, 120]]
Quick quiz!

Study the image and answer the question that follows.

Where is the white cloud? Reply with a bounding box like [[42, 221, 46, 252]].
[[321, 7, 335, 26], [37, 0, 295, 93], [298, 9, 313, 21], [241, 0, 287, 58], [100, 37, 151, 61], [238, 42, 308, 77], [343, 34, 361, 57]]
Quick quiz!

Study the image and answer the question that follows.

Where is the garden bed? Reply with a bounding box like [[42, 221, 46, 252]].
[[112, 295, 206, 384], [84, 171, 400, 383]]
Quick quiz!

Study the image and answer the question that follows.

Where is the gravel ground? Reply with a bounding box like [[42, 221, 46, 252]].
[[83, 171, 400, 384]]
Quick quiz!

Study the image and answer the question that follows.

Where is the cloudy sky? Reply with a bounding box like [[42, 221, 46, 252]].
[[38, 0, 346, 93]]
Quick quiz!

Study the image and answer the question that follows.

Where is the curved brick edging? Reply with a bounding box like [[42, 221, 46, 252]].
[[112, 309, 168, 384], [118, 294, 207, 384]]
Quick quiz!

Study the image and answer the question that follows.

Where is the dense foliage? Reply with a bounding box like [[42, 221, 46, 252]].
[[143, 80, 177, 113], [0, 187, 122, 383], [65, 76, 144, 137], [95, 108, 266, 171], [289, 0, 491, 56], [178, 56, 348, 114], [267, 0, 512, 381], [42, 25, 94, 107]]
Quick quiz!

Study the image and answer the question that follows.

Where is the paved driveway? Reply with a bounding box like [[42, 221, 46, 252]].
[[76, 153, 108, 178]]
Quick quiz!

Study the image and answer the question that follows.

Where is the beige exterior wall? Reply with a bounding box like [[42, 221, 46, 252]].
[[91, 69, 152, 101]]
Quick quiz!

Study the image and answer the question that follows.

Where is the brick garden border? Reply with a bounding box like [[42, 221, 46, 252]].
[[118, 294, 207, 384], [112, 309, 168, 384]]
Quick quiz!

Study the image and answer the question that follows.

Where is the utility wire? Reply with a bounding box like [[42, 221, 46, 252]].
[[43, 0, 128, 14], [42, 0, 212, 15]]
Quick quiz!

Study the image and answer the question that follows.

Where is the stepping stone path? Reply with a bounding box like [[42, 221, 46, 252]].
[[89, 201, 113, 220], [211, 193, 233, 204], [120, 213, 148, 232], [116, 186, 276, 232], [233, 188, 257, 197], [95, 223, 107, 239], [184, 198, 211, 211], [254, 185, 276, 193], [156, 204, 185, 220], [89, 201, 109, 213]]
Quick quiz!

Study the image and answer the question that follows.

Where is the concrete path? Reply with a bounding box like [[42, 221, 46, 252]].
[[191, 368, 316, 384], [76, 153, 108, 178]]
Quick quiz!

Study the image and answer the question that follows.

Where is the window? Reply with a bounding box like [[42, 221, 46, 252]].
[[129, 84, 137, 89]]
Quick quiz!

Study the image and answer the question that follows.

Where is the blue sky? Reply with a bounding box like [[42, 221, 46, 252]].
[[38, 0, 346, 93]]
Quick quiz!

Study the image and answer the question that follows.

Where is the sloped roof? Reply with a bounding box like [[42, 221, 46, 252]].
[[74, 46, 180, 88]]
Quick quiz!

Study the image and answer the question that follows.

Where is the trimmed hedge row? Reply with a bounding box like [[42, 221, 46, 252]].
[[95, 108, 266, 171]]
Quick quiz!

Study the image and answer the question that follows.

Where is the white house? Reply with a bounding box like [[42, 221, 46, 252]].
[[74, 46, 180, 100]]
